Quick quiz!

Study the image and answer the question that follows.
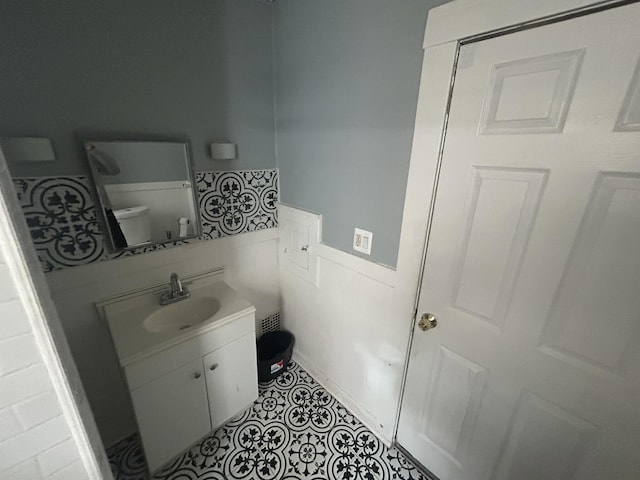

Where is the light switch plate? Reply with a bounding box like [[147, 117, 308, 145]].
[[353, 228, 373, 255]]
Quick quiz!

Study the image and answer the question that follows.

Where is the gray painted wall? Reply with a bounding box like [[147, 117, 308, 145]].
[[0, 0, 275, 178], [88, 141, 189, 185], [274, 0, 449, 267]]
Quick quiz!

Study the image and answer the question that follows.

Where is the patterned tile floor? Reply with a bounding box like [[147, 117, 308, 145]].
[[108, 362, 429, 480]]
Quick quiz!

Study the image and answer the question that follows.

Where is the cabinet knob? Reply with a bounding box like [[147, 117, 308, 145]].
[[209, 363, 219, 371], [194, 372, 201, 379]]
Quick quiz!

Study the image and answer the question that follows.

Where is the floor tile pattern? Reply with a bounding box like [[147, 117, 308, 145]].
[[108, 362, 428, 480], [108, 433, 147, 480]]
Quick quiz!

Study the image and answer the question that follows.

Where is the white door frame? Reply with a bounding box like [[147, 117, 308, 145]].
[[391, 0, 635, 445]]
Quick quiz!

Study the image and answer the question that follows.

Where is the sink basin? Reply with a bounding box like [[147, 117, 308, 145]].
[[143, 297, 221, 333], [101, 273, 256, 366]]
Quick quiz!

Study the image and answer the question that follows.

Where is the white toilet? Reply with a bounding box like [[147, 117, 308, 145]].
[[113, 205, 151, 246]]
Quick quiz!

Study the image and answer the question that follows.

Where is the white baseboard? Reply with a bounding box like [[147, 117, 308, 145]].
[[292, 350, 392, 447]]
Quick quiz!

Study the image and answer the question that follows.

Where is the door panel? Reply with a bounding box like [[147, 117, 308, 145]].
[[420, 347, 486, 461], [539, 173, 640, 374], [479, 50, 584, 134], [130, 358, 210, 472], [451, 167, 547, 329], [398, 4, 640, 480], [492, 391, 597, 480], [616, 57, 640, 131]]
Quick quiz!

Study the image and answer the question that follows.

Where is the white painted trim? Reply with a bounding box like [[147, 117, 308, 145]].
[[0, 155, 111, 478], [392, 42, 459, 443], [315, 243, 396, 287], [278, 202, 396, 286], [424, 0, 626, 47], [292, 350, 392, 447]]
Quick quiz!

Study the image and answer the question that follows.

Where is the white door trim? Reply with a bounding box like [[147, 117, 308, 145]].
[[391, 0, 634, 445], [423, 0, 633, 47]]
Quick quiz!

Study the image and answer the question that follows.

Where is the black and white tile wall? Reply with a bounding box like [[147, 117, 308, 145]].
[[13, 176, 105, 271], [12, 169, 278, 272], [197, 170, 278, 239]]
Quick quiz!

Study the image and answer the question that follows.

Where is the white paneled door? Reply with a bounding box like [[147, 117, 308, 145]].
[[397, 4, 640, 480]]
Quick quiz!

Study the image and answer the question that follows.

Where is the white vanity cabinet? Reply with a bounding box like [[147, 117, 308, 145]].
[[121, 312, 258, 472], [129, 358, 211, 469], [100, 272, 260, 473], [204, 333, 258, 430]]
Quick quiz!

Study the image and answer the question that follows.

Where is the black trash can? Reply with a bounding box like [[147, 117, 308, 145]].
[[256, 330, 294, 382]]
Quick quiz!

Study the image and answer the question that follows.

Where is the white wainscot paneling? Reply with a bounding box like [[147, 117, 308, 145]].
[[279, 206, 403, 444], [46, 228, 280, 447]]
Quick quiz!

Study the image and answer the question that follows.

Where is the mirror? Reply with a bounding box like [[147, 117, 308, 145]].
[[84, 140, 201, 251]]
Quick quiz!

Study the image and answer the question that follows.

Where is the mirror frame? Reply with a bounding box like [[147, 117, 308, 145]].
[[83, 138, 202, 253]]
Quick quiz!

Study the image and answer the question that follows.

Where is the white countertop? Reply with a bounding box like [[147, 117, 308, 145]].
[[103, 279, 255, 366]]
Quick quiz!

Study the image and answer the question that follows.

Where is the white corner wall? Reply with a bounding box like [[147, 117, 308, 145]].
[[0, 158, 109, 479], [278, 205, 406, 444], [0, 259, 91, 479], [45, 229, 280, 447]]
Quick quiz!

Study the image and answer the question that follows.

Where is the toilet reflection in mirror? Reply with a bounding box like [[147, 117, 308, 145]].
[[84, 140, 201, 251]]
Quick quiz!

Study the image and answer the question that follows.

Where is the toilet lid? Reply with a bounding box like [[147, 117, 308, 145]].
[[113, 205, 149, 219]]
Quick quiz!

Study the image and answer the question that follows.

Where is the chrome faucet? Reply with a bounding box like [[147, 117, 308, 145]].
[[170, 272, 182, 294], [159, 272, 190, 305]]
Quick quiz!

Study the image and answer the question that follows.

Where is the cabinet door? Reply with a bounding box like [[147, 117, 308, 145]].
[[130, 358, 211, 472], [204, 333, 258, 430]]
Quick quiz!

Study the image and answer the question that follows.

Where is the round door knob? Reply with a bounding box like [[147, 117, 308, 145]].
[[418, 313, 438, 331], [194, 372, 202, 379], [209, 363, 219, 371]]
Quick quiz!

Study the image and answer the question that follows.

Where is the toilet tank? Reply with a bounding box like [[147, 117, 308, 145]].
[[114, 206, 151, 246]]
